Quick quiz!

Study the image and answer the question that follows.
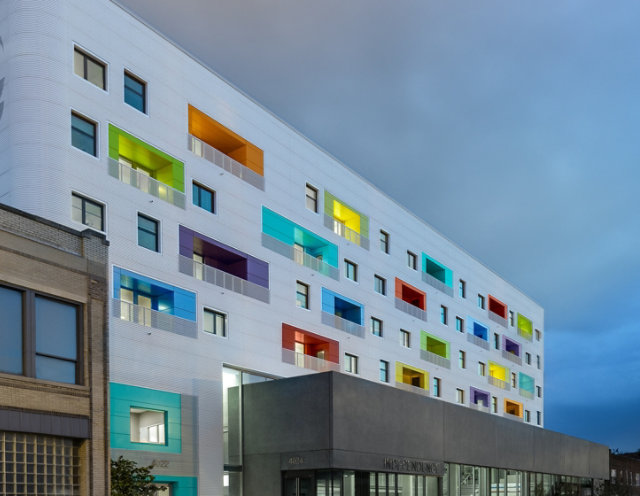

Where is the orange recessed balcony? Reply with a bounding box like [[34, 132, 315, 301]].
[[488, 294, 508, 327], [282, 323, 339, 372]]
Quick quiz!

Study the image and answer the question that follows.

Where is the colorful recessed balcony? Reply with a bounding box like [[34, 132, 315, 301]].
[[108, 125, 185, 208], [188, 104, 265, 190], [395, 362, 429, 396], [502, 336, 522, 365], [321, 288, 364, 338], [262, 207, 339, 279], [281, 323, 340, 372], [421, 253, 453, 296], [504, 399, 524, 421], [178, 226, 270, 303], [517, 313, 533, 341], [519, 372, 535, 400], [470, 387, 490, 413], [394, 278, 427, 321], [466, 318, 490, 350], [488, 295, 508, 327], [488, 361, 510, 391], [420, 331, 450, 369], [323, 191, 370, 249]]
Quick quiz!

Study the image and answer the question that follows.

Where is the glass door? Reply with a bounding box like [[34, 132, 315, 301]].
[[284, 473, 314, 496]]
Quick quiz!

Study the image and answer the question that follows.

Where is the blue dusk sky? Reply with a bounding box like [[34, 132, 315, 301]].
[[115, 0, 640, 451]]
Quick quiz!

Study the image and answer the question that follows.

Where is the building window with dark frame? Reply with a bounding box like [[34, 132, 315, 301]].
[[380, 230, 389, 253], [492, 396, 498, 413], [72, 193, 104, 231], [459, 279, 466, 298], [478, 361, 486, 376], [458, 350, 466, 369], [400, 329, 411, 348], [71, 112, 97, 156], [535, 329, 542, 341], [537, 411, 542, 425], [477, 294, 485, 309], [456, 317, 464, 332], [345, 259, 358, 282], [374, 274, 386, 295], [525, 352, 532, 365], [371, 317, 383, 337], [296, 281, 309, 309], [305, 183, 318, 213], [433, 377, 441, 397], [192, 181, 215, 214], [203, 308, 227, 337], [124, 71, 146, 113], [440, 305, 448, 325], [379, 360, 389, 382], [407, 250, 417, 270], [73, 46, 106, 89], [509, 311, 515, 326], [344, 353, 358, 374], [137, 213, 159, 252], [537, 386, 542, 398], [456, 388, 464, 404]]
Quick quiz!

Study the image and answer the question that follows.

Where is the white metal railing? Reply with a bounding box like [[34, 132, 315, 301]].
[[519, 389, 534, 400], [113, 299, 197, 336], [394, 297, 427, 321], [188, 135, 265, 191], [503, 412, 524, 422], [281, 348, 340, 372], [467, 333, 490, 350], [321, 311, 365, 338], [395, 381, 429, 396], [178, 255, 270, 303], [469, 402, 490, 414], [323, 214, 370, 250], [502, 350, 523, 366], [488, 375, 511, 391], [488, 311, 508, 328], [420, 350, 451, 369], [108, 158, 186, 208], [421, 272, 454, 297], [261, 233, 339, 279]]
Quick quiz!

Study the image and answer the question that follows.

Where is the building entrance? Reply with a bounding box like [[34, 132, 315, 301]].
[[284, 472, 314, 496]]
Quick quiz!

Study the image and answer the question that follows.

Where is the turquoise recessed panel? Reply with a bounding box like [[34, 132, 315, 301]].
[[153, 476, 197, 496], [262, 207, 338, 267], [519, 372, 535, 393], [422, 253, 453, 288], [110, 382, 182, 454]]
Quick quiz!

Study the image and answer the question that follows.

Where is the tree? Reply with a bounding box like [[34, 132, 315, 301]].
[[111, 456, 165, 496]]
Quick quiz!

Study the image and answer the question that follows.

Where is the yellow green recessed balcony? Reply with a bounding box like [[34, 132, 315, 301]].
[[395, 362, 429, 395], [420, 331, 450, 369], [323, 191, 370, 249]]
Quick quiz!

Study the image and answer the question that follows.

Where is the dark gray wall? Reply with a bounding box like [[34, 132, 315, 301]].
[[242, 371, 609, 494]]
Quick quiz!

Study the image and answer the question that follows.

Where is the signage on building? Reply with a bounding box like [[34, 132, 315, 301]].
[[383, 457, 445, 476]]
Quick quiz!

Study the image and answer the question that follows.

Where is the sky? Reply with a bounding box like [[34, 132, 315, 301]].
[[115, 0, 640, 451]]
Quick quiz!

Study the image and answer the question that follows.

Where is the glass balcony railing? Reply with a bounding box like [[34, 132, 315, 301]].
[[113, 298, 197, 336], [420, 350, 451, 369], [502, 350, 523, 366], [323, 214, 370, 250], [281, 348, 340, 372], [321, 311, 365, 338], [467, 333, 490, 350], [421, 271, 453, 297], [394, 297, 427, 321], [519, 389, 534, 400], [469, 402, 490, 414], [108, 158, 185, 208], [488, 311, 508, 328], [488, 375, 511, 391], [261, 233, 339, 279]]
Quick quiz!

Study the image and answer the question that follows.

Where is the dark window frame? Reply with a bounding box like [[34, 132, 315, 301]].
[[137, 213, 159, 252], [192, 181, 216, 214], [74, 47, 106, 89], [72, 192, 104, 231], [203, 307, 227, 337], [71, 112, 97, 156], [124, 71, 146, 113]]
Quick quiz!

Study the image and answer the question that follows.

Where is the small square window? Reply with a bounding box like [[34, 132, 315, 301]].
[[459, 280, 466, 298], [433, 377, 441, 398], [374, 275, 387, 295], [536, 386, 542, 398], [345, 259, 358, 282], [525, 352, 532, 365], [440, 305, 448, 325], [509, 311, 515, 326], [72, 193, 104, 231], [130, 408, 166, 444], [478, 362, 486, 376], [455, 317, 464, 333], [192, 182, 215, 213], [371, 317, 383, 337], [296, 281, 309, 309], [456, 388, 464, 404], [535, 329, 542, 341], [477, 294, 485, 309], [407, 251, 417, 270], [204, 308, 227, 337], [124, 71, 146, 113], [379, 360, 389, 382], [380, 230, 389, 253], [74, 47, 106, 89], [71, 112, 97, 156], [138, 214, 159, 252], [458, 350, 466, 369], [345, 353, 358, 374], [305, 184, 319, 212], [400, 329, 411, 348]]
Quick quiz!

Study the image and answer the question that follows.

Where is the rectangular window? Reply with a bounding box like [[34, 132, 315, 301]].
[[74, 47, 105, 89], [203, 308, 227, 337], [535, 329, 542, 341], [71, 113, 97, 156], [345, 259, 358, 282], [537, 411, 542, 425], [459, 279, 466, 298], [524, 410, 531, 423], [511, 372, 517, 387], [72, 193, 104, 231], [379, 360, 389, 382], [477, 294, 485, 309], [192, 182, 215, 213], [400, 329, 410, 348], [492, 396, 498, 413], [345, 353, 358, 374], [537, 386, 542, 398], [458, 350, 466, 369], [407, 250, 417, 270], [456, 388, 464, 404], [371, 317, 383, 337], [138, 214, 159, 252], [433, 377, 441, 398], [537, 355, 541, 369], [305, 183, 318, 212], [455, 317, 464, 332], [124, 71, 146, 112], [380, 230, 389, 253], [525, 352, 532, 365], [440, 305, 448, 325], [509, 311, 515, 326], [296, 281, 309, 309], [374, 275, 387, 295], [130, 408, 166, 444], [478, 362, 486, 376], [494, 333, 500, 350]]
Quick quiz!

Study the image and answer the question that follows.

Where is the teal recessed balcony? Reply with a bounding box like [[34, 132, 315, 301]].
[[422, 253, 453, 296]]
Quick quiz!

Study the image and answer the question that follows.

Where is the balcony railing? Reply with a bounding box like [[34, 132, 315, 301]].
[[394, 298, 427, 321], [503, 412, 524, 422], [108, 158, 186, 208], [321, 311, 365, 338], [467, 333, 490, 350], [188, 135, 265, 191], [469, 402, 490, 414], [502, 350, 522, 366], [323, 214, 369, 250], [489, 312, 508, 328], [261, 233, 339, 280], [281, 348, 340, 372], [113, 299, 197, 337], [518, 327, 533, 341], [420, 350, 451, 369], [488, 375, 511, 391], [519, 389, 534, 400], [395, 381, 429, 396], [421, 272, 453, 297], [178, 254, 270, 303]]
